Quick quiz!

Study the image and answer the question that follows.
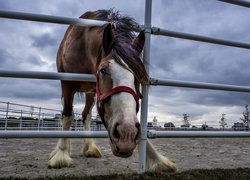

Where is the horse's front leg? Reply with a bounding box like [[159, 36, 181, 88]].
[[82, 93, 102, 158], [48, 89, 74, 168], [145, 140, 176, 173], [48, 115, 74, 168]]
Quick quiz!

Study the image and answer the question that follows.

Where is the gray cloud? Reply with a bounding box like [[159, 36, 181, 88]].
[[0, 1, 10, 9], [0, 49, 13, 68], [31, 33, 57, 49], [0, 79, 60, 100]]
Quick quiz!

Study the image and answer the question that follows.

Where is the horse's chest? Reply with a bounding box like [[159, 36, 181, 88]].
[[77, 82, 95, 93]]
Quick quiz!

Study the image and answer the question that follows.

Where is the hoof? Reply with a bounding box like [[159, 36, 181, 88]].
[[146, 140, 176, 173], [146, 153, 176, 173], [83, 143, 102, 158], [48, 149, 73, 169]]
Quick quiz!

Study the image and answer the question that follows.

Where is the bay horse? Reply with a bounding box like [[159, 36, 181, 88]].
[[49, 9, 176, 173]]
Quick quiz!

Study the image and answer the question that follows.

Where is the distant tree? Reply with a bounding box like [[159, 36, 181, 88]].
[[182, 113, 190, 128], [152, 116, 158, 127], [240, 104, 250, 130], [30, 106, 34, 117], [219, 113, 227, 130]]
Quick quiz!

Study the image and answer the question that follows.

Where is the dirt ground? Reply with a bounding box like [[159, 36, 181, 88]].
[[0, 137, 250, 179]]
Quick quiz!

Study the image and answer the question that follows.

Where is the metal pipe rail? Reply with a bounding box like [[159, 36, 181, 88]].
[[1, 130, 250, 138], [151, 27, 250, 50], [0, 10, 107, 26], [138, 0, 152, 173], [0, 100, 60, 112], [0, 130, 108, 138], [150, 78, 250, 93], [218, 0, 250, 8], [1, 10, 249, 50], [2, 70, 250, 94], [148, 130, 250, 138], [0, 70, 95, 82]]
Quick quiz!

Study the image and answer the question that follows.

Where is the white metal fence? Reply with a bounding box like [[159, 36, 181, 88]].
[[0, 101, 105, 131], [0, 0, 250, 173], [0, 101, 61, 130]]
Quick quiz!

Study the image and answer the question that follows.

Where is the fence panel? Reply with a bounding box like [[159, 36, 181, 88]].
[[0, 0, 249, 174]]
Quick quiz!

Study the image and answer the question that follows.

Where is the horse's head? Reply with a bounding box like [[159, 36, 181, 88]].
[[96, 24, 147, 157]]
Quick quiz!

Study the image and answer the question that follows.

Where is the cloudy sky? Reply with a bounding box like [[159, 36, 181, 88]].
[[0, 0, 249, 127]]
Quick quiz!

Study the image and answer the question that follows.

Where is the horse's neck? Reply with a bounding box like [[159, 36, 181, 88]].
[[59, 26, 103, 74], [82, 27, 103, 72]]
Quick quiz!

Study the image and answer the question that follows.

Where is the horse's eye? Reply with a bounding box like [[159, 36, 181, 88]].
[[100, 68, 107, 76]]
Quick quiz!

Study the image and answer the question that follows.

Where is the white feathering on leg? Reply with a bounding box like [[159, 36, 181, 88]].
[[83, 112, 102, 158], [146, 140, 176, 173], [48, 115, 74, 168]]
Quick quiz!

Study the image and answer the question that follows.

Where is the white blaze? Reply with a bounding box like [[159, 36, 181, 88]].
[[109, 59, 136, 115]]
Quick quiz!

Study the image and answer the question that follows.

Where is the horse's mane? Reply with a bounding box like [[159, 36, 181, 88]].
[[81, 9, 148, 85]]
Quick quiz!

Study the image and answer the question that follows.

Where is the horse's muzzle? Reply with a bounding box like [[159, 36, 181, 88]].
[[109, 121, 141, 157]]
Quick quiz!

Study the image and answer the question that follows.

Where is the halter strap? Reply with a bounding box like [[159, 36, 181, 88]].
[[96, 74, 140, 128]]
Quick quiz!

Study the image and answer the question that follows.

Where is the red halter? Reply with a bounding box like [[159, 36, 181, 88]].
[[96, 73, 140, 127]]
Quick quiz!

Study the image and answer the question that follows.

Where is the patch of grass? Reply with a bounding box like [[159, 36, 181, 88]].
[[2, 168, 250, 180]]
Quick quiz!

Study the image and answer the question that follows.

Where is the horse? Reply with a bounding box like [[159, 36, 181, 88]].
[[48, 9, 176, 173]]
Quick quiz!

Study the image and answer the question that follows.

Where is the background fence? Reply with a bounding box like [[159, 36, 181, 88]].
[[0, 0, 250, 173], [0, 101, 105, 131], [2, 101, 245, 131]]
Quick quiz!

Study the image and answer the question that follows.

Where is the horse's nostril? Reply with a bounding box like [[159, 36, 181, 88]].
[[135, 122, 140, 129], [113, 123, 120, 140], [116, 145, 120, 152], [135, 122, 141, 143]]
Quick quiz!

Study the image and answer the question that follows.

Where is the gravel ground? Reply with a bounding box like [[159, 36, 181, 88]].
[[0, 137, 250, 179]]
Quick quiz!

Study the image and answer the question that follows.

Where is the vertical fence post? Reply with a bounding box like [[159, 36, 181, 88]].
[[74, 113, 78, 131], [38, 107, 41, 130], [20, 110, 23, 130], [5, 102, 10, 130], [58, 112, 62, 129], [138, 0, 152, 173]]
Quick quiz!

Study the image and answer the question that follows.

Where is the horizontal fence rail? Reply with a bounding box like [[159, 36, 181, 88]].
[[0, 100, 60, 112], [0, 130, 108, 138], [148, 130, 250, 138], [150, 78, 250, 93], [2, 70, 250, 93], [1, 11, 249, 49], [0, 10, 107, 26], [218, 0, 250, 8], [1, 130, 250, 138], [151, 27, 250, 49], [0, 70, 96, 82]]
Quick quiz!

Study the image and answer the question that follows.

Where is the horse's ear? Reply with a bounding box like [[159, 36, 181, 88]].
[[132, 31, 145, 54], [103, 23, 114, 55]]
